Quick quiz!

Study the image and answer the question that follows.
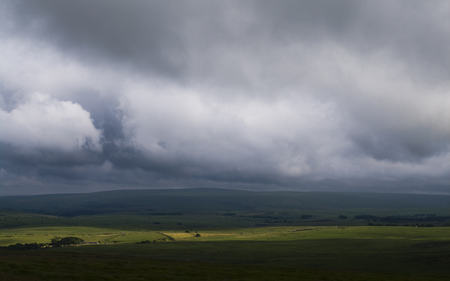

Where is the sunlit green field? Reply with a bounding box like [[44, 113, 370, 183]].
[[0, 226, 168, 246], [3, 225, 449, 245]]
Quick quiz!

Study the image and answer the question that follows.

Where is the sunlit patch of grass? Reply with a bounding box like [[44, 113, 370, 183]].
[[163, 232, 195, 240], [2, 225, 449, 247]]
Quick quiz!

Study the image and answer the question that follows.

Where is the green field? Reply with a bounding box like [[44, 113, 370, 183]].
[[1, 189, 449, 280]]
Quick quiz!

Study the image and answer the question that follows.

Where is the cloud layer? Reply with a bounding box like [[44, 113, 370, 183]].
[[0, 0, 449, 195]]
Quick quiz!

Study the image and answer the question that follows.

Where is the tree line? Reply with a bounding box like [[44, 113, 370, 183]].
[[1, 237, 85, 250], [354, 214, 450, 223]]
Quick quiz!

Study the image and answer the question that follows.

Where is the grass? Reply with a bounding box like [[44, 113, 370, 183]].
[[0, 226, 170, 246], [3, 254, 448, 281], [2, 208, 450, 232], [1, 225, 449, 278], [1, 189, 450, 280], [3, 225, 448, 246]]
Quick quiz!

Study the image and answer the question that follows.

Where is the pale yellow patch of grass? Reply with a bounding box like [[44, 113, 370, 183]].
[[163, 232, 195, 239]]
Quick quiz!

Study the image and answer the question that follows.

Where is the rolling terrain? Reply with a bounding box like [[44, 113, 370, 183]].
[[1, 188, 449, 280]]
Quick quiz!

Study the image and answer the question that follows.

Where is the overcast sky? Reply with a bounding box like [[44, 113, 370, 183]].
[[0, 0, 449, 195]]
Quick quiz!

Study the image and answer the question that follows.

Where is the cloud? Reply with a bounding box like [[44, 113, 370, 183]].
[[0, 0, 449, 194], [3, 0, 188, 78], [0, 93, 103, 176], [0, 93, 101, 151]]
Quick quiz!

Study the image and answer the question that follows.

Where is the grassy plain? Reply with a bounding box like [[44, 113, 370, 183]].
[[1, 225, 449, 280], [1, 189, 449, 280]]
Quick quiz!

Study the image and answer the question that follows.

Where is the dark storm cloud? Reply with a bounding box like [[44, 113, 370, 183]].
[[5, 0, 188, 78], [253, 1, 449, 80], [72, 91, 126, 142], [0, 142, 102, 168], [5, 0, 448, 79], [0, 0, 448, 194], [348, 121, 449, 162]]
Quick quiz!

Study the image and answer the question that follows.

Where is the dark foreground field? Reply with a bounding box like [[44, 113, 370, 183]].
[[1, 188, 449, 280]]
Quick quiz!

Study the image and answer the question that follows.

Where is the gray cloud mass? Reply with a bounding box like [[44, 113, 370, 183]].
[[0, 0, 449, 195]]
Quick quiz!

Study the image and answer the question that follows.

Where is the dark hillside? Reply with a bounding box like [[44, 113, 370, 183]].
[[1, 189, 449, 217]]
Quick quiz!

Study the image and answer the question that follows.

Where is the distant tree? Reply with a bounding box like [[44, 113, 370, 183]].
[[338, 215, 348, 219], [51, 237, 83, 247], [3, 242, 47, 250], [195, 234, 201, 237], [301, 215, 313, 219], [50, 238, 62, 248], [59, 237, 84, 246]]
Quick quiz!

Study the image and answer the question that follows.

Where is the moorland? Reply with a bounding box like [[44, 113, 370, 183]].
[[0, 188, 449, 280]]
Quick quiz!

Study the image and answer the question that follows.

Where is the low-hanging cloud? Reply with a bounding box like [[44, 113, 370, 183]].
[[0, 0, 449, 195], [0, 93, 101, 152]]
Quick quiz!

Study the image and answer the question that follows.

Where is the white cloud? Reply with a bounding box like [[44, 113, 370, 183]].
[[0, 93, 101, 152], [0, 35, 124, 104]]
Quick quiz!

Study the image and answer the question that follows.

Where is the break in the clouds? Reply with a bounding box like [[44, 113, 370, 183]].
[[0, 0, 449, 195]]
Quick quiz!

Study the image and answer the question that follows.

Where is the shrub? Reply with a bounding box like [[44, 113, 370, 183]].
[[137, 240, 151, 244]]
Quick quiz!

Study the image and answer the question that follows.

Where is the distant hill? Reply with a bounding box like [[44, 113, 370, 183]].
[[1, 188, 449, 217]]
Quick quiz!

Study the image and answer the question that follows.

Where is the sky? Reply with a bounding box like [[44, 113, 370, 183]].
[[0, 0, 449, 195]]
